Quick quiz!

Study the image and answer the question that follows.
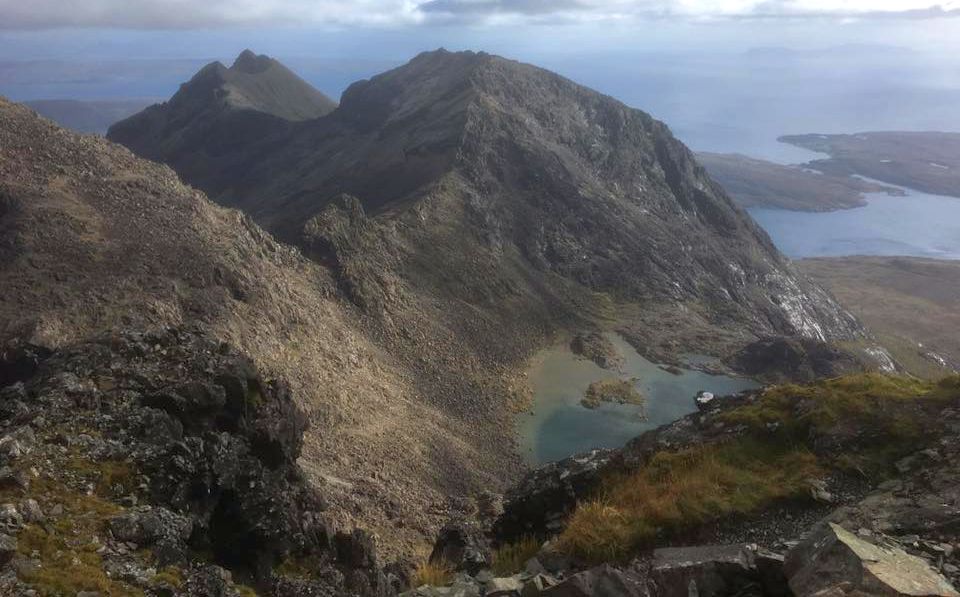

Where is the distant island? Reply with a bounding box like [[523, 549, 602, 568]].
[[697, 151, 903, 211], [780, 131, 960, 198]]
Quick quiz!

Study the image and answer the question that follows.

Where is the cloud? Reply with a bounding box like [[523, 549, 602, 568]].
[[1, 0, 958, 29]]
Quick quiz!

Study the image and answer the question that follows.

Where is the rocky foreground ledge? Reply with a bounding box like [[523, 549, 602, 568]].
[[0, 328, 396, 596], [411, 374, 960, 596], [2, 325, 959, 597]]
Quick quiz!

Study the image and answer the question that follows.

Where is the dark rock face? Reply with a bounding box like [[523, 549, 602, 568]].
[[734, 336, 866, 382], [495, 450, 611, 543], [569, 333, 624, 371], [429, 521, 492, 575], [0, 341, 51, 387], [0, 327, 393, 596]]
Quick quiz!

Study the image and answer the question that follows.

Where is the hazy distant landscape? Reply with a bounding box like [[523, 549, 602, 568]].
[[25, 98, 157, 134]]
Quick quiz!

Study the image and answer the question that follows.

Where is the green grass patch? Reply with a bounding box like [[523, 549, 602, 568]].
[[15, 478, 140, 596], [720, 373, 960, 473], [558, 437, 820, 563], [152, 566, 185, 590]]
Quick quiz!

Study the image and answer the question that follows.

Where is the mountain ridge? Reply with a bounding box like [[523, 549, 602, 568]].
[[106, 50, 338, 193], [109, 49, 870, 375], [0, 95, 521, 560]]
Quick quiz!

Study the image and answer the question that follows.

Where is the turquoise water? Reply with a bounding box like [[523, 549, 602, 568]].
[[517, 333, 760, 466], [749, 185, 960, 260]]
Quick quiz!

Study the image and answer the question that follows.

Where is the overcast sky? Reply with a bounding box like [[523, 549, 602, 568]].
[[1, 0, 959, 28], [2, 0, 959, 155]]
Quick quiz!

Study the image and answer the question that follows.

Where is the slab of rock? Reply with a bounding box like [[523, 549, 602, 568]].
[[522, 573, 559, 596], [486, 576, 524, 596], [0, 532, 15, 565], [542, 564, 648, 597], [785, 523, 959, 596], [651, 543, 787, 597], [430, 521, 492, 575]]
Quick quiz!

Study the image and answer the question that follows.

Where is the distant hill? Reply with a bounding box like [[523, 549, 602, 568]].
[[781, 131, 960, 198], [25, 98, 158, 134], [698, 152, 903, 211]]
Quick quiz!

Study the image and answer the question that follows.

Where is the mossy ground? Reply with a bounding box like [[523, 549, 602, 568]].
[[10, 476, 141, 597], [558, 373, 960, 564]]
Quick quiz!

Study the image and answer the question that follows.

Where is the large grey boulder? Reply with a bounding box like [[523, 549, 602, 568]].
[[486, 576, 524, 596], [542, 564, 649, 597], [785, 523, 959, 596], [650, 544, 788, 597], [430, 521, 492, 575]]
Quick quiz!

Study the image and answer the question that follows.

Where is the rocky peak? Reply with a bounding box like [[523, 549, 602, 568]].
[[232, 48, 275, 74]]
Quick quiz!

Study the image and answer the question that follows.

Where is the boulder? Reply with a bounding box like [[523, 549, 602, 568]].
[[0, 532, 15, 565], [785, 523, 959, 596], [486, 576, 524, 596], [651, 544, 786, 597], [495, 450, 610, 541], [694, 391, 715, 410], [431, 521, 492, 575], [542, 564, 648, 597], [0, 341, 51, 387]]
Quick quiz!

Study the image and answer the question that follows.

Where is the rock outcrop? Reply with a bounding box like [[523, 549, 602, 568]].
[[0, 327, 394, 596], [785, 523, 958, 597]]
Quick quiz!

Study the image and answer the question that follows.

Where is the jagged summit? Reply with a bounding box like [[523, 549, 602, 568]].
[[232, 48, 275, 73], [106, 49, 337, 195]]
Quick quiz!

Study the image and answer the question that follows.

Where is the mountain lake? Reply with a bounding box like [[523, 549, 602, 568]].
[[516, 332, 760, 465]]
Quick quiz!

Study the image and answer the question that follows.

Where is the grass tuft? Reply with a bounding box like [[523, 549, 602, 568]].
[[491, 536, 541, 576], [412, 559, 454, 587]]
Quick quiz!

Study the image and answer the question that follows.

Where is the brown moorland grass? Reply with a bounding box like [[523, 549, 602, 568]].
[[491, 536, 541, 576], [559, 373, 960, 564], [558, 438, 820, 563], [412, 560, 454, 587]]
